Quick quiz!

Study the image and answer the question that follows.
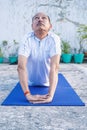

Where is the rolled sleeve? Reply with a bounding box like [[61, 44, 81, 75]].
[[18, 35, 31, 58], [50, 36, 61, 57]]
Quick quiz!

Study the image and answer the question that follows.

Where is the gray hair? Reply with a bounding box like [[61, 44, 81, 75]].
[[32, 13, 51, 23]]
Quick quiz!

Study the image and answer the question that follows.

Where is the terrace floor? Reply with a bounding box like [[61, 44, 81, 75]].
[[0, 63, 87, 130]]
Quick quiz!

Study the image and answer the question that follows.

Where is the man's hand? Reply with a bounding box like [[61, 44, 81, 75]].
[[27, 94, 53, 104], [25, 94, 49, 103]]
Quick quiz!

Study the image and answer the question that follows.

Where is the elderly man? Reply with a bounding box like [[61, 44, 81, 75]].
[[17, 12, 61, 104]]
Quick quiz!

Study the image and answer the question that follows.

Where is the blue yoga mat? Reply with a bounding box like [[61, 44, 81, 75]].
[[1, 73, 85, 106]]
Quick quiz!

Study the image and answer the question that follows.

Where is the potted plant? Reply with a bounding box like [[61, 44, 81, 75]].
[[74, 24, 87, 63], [2, 40, 9, 63], [84, 49, 87, 57], [9, 53, 18, 64], [9, 40, 19, 64], [61, 40, 72, 63], [0, 47, 4, 63]]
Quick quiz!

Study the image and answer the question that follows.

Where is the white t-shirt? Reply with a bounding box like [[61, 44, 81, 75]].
[[18, 32, 61, 86]]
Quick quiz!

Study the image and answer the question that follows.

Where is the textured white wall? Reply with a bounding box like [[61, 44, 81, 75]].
[[0, 0, 87, 50]]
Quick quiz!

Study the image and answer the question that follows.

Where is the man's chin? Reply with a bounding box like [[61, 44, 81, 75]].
[[37, 26, 46, 31]]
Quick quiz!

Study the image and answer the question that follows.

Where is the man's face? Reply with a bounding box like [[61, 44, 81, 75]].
[[32, 13, 52, 32]]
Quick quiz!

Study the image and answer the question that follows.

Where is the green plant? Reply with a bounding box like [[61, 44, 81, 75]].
[[61, 40, 71, 54], [9, 48, 18, 57], [13, 40, 19, 45], [77, 24, 87, 53], [0, 47, 3, 57], [9, 53, 17, 57], [2, 40, 8, 46], [9, 51, 18, 64], [9, 40, 19, 57]]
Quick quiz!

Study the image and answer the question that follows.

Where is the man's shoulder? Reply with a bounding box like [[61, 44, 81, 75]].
[[24, 32, 34, 39], [48, 32, 60, 40]]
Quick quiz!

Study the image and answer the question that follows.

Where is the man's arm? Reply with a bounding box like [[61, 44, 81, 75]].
[[17, 55, 29, 93], [32, 54, 60, 104], [17, 55, 48, 102], [49, 54, 60, 98]]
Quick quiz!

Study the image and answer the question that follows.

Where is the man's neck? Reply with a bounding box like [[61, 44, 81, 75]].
[[34, 30, 48, 40]]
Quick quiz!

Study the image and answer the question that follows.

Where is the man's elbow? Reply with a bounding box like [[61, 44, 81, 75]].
[[17, 65, 21, 73], [51, 64, 59, 74], [17, 65, 25, 73]]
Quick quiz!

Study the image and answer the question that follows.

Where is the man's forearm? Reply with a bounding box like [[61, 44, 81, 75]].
[[49, 69, 58, 98], [17, 67, 30, 93]]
